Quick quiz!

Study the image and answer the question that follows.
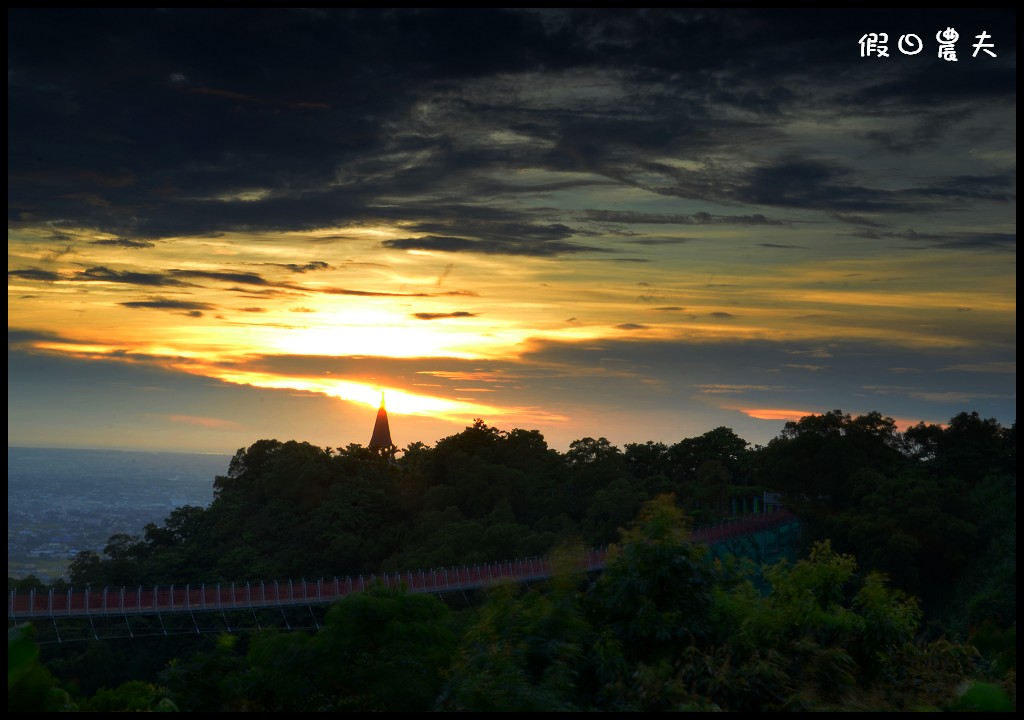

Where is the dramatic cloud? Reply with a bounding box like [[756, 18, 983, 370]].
[[382, 235, 613, 257], [7, 8, 1016, 454], [172, 270, 270, 286], [120, 298, 216, 315], [412, 311, 478, 320], [278, 261, 331, 273], [79, 267, 192, 287], [9, 269, 62, 282], [582, 210, 788, 226], [90, 238, 156, 249]]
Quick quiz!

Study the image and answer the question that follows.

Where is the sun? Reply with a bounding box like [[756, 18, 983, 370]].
[[191, 365, 501, 421]]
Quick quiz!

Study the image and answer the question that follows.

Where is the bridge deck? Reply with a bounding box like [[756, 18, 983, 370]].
[[10, 511, 795, 620]]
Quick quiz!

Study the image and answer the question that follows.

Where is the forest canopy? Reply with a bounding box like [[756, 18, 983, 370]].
[[8, 409, 1016, 712]]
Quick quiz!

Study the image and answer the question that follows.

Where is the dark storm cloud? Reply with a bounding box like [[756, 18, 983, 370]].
[[384, 217, 614, 256], [860, 108, 974, 155], [850, 229, 954, 242], [855, 62, 1018, 108], [171, 270, 270, 286], [932, 233, 1016, 250], [7, 8, 1016, 243], [405, 221, 581, 242], [90, 238, 156, 249], [830, 213, 885, 227], [914, 175, 1015, 203], [79, 266, 192, 287], [412, 311, 478, 320], [850, 229, 1017, 250], [119, 298, 216, 319], [13, 262, 449, 298], [625, 238, 696, 246], [317, 287, 432, 298], [8, 8, 586, 239], [739, 158, 1013, 213], [541, 116, 720, 173], [276, 261, 331, 273], [582, 210, 787, 226], [741, 157, 894, 211], [757, 243, 808, 250], [382, 235, 612, 257], [8, 327, 67, 348], [9, 269, 62, 282]]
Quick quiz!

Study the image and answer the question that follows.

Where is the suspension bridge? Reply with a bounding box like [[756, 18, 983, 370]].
[[9, 509, 798, 641]]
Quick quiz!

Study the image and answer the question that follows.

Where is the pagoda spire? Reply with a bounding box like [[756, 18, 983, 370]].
[[368, 392, 395, 457]]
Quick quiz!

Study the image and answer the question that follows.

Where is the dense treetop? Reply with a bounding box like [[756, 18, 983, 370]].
[[8, 409, 1016, 711]]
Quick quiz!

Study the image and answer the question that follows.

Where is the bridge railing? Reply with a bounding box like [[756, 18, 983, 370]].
[[9, 510, 791, 620], [7, 552, 609, 620]]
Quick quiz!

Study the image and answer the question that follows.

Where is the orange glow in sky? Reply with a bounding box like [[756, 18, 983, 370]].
[[7, 9, 1015, 453]]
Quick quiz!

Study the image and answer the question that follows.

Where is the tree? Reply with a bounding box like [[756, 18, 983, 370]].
[[565, 437, 627, 520], [709, 541, 937, 711], [8, 623, 77, 712], [671, 427, 751, 474], [161, 633, 249, 712], [213, 439, 285, 500], [82, 681, 177, 712], [760, 409, 905, 516], [624, 441, 670, 480], [300, 589, 457, 711], [440, 548, 592, 712], [935, 411, 1012, 485], [582, 477, 645, 547], [576, 495, 716, 710]]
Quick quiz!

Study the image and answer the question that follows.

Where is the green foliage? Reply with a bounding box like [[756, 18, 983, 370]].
[[8, 623, 77, 712], [707, 541, 948, 710], [581, 477, 644, 546], [236, 630, 320, 711], [582, 495, 718, 711], [312, 589, 457, 711], [440, 551, 591, 712], [623, 440, 670, 479], [82, 680, 178, 712], [763, 410, 905, 517], [66, 550, 104, 586], [669, 426, 752, 483], [177, 590, 458, 712], [949, 680, 1016, 712], [761, 409, 1016, 646], [161, 633, 249, 711], [15, 409, 1015, 712], [970, 621, 1016, 675], [851, 571, 922, 681], [938, 412, 1015, 485], [7, 574, 61, 594]]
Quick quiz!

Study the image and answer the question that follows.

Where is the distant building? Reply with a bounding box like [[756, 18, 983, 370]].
[[369, 393, 397, 459]]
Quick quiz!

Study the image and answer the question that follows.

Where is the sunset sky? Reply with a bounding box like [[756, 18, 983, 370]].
[[8, 8, 1016, 454]]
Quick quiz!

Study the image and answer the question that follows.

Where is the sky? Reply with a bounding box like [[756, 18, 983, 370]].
[[8, 8, 1016, 455]]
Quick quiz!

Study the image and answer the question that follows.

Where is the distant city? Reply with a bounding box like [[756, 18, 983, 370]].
[[8, 447, 230, 582]]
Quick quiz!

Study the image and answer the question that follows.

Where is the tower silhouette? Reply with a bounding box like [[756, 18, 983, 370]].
[[368, 393, 396, 458]]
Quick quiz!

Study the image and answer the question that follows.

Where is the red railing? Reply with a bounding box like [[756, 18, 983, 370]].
[[9, 510, 793, 620]]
